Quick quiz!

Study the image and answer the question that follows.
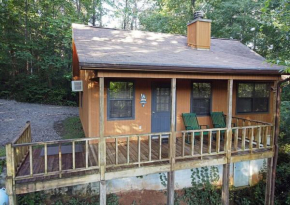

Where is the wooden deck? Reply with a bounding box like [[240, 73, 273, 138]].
[[15, 135, 272, 185], [5, 121, 275, 197]]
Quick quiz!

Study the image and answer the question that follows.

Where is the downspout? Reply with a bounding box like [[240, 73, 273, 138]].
[[271, 77, 290, 204]]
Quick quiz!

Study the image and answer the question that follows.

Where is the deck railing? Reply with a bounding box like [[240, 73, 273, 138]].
[[9, 121, 32, 175], [6, 117, 274, 183], [178, 128, 227, 159], [10, 137, 100, 181], [232, 124, 274, 153], [105, 132, 171, 168]]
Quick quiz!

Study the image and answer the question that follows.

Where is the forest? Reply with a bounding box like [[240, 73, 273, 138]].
[[0, 0, 290, 203], [0, 0, 289, 105]]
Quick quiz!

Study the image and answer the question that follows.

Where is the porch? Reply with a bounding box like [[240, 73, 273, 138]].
[[6, 116, 274, 195]]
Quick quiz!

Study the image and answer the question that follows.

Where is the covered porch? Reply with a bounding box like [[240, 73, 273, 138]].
[[6, 76, 277, 204]]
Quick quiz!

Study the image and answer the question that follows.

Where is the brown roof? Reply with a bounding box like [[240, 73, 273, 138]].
[[72, 23, 283, 75]]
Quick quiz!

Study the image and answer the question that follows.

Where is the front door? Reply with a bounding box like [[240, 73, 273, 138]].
[[151, 83, 171, 133]]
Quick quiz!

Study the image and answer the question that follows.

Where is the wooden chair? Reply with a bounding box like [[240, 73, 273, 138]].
[[210, 112, 235, 140], [182, 113, 209, 143]]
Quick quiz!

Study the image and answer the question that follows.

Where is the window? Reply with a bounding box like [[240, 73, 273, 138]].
[[156, 87, 170, 112], [237, 83, 270, 113], [191, 82, 211, 115], [108, 81, 134, 119]]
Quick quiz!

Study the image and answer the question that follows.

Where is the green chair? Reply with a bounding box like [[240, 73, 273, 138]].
[[210, 112, 235, 140], [182, 113, 209, 143], [210, 112, 226, 129]]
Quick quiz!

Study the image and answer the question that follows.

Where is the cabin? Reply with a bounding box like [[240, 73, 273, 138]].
[[5, 15, 283, 205]]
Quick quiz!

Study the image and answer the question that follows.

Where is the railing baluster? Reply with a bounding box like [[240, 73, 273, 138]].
[[59, 143, 62, 178], [115, 138, 118, 165], [29, 145, 33, 176], [182, 132, 185, 157], [208, 131, 212, 154], [266, 126, 270, 147], [86, 140, 89, 168], [148, 135, 152, 161], [257, 127, 261, 149], [72, 141, 76, 170], [138, 136, 141, 166], [216, 130, 220, 153], [234, 128, 238, 151], [159, 134, 162, 160], [127, 137, 130, 164], [191, 132, 194, 156], [200, 131, 203, 156], [249, 128, 254, 152], [44, 144, 47, 174], [242, 128, 246, 150]]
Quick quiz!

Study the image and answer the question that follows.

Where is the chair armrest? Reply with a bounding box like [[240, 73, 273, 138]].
[[185, 126, 193, 130], [200, 125, 209, 129], [213, 123, 222, 128]]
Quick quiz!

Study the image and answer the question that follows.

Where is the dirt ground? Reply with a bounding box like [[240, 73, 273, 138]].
[[0, 99, 78, 146], [117, 190, 167, 205]]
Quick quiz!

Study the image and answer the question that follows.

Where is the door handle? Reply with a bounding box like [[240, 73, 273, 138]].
[[152, 111, 155, 114]]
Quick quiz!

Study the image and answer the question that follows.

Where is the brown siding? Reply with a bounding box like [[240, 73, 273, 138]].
[[72, 41, 80, 80], [79, 70, 98, 137], [80, 77, 275, 138]]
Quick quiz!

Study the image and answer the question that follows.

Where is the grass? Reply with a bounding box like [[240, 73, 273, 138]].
[[0, 146, 6, 157], [62, 116, 85, 140]]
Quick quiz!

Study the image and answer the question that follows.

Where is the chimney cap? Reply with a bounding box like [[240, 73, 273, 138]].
[[194, 11, 204, 19]]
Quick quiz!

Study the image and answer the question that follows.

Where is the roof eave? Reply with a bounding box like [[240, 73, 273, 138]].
[[79, 62, 283, 75]]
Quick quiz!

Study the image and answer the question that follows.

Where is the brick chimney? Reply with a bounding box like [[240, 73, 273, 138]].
[[187, 11, 212, 50]]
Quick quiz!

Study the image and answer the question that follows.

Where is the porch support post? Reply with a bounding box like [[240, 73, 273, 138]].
[[167, 78, 176, 205], [222, 79, 233, 205], [6, 143, 17, 205], [99, 77, 106, 205], [265, 81, 279, 205]]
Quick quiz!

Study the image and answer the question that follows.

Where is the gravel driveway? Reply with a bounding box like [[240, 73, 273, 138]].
[[0, 99, 78, 146]]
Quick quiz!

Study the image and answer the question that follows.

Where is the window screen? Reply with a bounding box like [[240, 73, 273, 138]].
[[237, 83, 270, 113], [192, 82, 211, 115], [108, 81, 134, 119]]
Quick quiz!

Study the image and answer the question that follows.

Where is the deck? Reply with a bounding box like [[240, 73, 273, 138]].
[[6, 119, 275, 195]]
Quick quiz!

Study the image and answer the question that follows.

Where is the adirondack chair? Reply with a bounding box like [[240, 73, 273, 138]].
[[182, 113, 209, 143], [210, 112, 235, 140]]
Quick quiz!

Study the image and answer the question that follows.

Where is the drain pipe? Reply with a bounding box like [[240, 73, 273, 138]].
[[270, 77, 290, 204]]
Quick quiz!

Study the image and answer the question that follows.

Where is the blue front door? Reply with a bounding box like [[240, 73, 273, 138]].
[[151, 83, 171, 133]]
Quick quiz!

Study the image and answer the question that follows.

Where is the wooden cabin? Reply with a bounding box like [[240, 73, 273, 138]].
[[5, 17, 283, 205]]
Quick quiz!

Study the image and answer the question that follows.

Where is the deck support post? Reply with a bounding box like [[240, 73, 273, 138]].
[[265, 81, 279, 205], [99, 77, 106, 205], [167, 78, 176, 205], [6, 143, 17, 205], [222, 79, 233, 205]]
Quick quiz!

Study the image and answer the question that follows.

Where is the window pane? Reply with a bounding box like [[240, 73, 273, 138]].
[[238, 83, 254, 97], [109, 82, 133, 99], [156, 87, 170, 112], [110, 100, 132, 118], [253, 98, 268, 112], [255, 83, 270, 97], [192, 83, 211, 98], [192, 99, 210, 115], [237, 98, 252, 113]]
